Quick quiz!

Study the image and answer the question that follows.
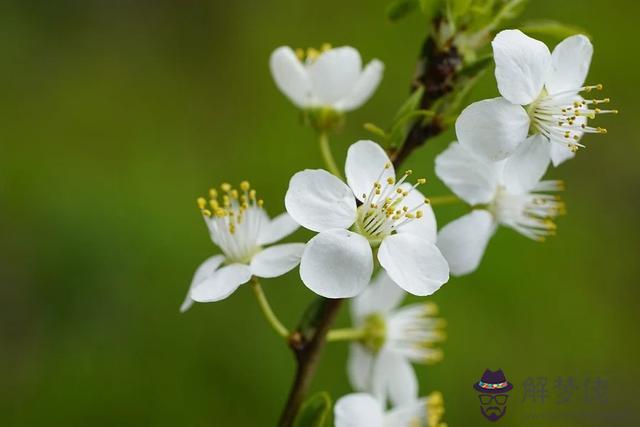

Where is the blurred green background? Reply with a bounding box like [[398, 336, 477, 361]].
[[1, 0, 638, 425]]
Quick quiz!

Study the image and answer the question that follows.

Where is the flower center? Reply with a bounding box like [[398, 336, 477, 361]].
[[295, 43, 332, 64], [361, 313, 387, 352], [197, 181, 265, 263], [490, 182, 566, 242], [385, 303, 446, 364], [527, 84, 617, 152], [353, 163, 429, 245]]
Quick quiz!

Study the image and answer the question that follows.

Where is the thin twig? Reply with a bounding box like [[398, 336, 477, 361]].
[[278, 299, 343, 427]]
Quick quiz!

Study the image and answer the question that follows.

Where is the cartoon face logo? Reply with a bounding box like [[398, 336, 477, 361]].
[[473, 369, 513, 422]]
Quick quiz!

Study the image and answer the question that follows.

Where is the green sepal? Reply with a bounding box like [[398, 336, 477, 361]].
[[302, 107, 345, 133]]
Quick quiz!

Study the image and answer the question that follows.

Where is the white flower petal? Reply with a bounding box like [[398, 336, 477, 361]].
[[335, 59, 384, 112], [435, 141, 502, 205], [257, 212, 299, 245], [334, 393, 384, 427], [492, 29, 551, 105], [190, 263, 252, 303], [269, 46, 312, 108], [502, 134, 551, 194], [308, 46, 362, 106], [378, 233, 449, 296], [345, 140, 394, 203], [249, 243, 305, 278], [550, 141, 576, 166], [351, 271, 405, 321], [546, 35, 593, 95], [300, 229, 373, 298], [437, 210, 495, 276], [180, 255, 225, 313], [347, 344, 375, 392], [456, 98, 530, 162], [384, 398, 428, 426], [285, 169, 357, 232], [395, 184, 437, 243], [375, 350, 418, 407]]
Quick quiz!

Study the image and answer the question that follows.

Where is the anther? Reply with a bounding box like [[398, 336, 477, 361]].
[[197, 197, 207, 210]]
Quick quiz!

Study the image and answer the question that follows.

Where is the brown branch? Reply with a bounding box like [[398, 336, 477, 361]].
[[278, 298, 343, 427], [391, 33, 462, 168], [278, 19, 463, 427]]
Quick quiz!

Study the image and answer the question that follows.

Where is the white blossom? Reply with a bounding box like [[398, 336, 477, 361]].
[[456, 30, 615, 166], [348, 272, 445, 406], [181, 182, 304, 312], [435, 140, 564, 276], [285, 140, 449, 298], [334, 392, 446, 427], [270, 45, 384, 112]]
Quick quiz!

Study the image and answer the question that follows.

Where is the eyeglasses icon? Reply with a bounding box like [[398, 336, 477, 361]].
[[478, 394, 508, 405]]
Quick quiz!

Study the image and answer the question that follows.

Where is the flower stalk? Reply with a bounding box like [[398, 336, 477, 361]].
[[318, 132, 343, 179], [327, 328, 366, 342], [429, 194, 462, 206], [250, 278, 289, 338]]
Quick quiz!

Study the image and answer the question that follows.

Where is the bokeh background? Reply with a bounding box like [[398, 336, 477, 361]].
[[1, 0, 638, 425]]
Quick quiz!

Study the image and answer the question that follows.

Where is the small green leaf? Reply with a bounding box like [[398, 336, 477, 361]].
[[458, 54, 493, 78], [293, 392, 332, 427], [386, 0, 419, 22], [363, 122, 388, 141], [393, 86, 425, 122], [388, 109, 435, 149], [519, 20, 590, 40]]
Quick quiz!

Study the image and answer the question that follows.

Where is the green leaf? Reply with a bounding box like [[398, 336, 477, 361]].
[[388, 109, 435, 150], [386, 0, 419, 22], [293, 392, 332, 427], [384, 86, 427, 150], [393, 86, 425, 122], [458, 54, 493, 78], [519, 20, 590, 40]]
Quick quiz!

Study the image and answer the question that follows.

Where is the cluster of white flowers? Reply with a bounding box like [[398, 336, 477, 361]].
[[437, 30, 614, 276], [180, 29, 612, 426]]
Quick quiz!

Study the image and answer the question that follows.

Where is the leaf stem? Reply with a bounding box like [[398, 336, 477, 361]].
[[318, 132, 343, 179], [251, 278, 289, 338]]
